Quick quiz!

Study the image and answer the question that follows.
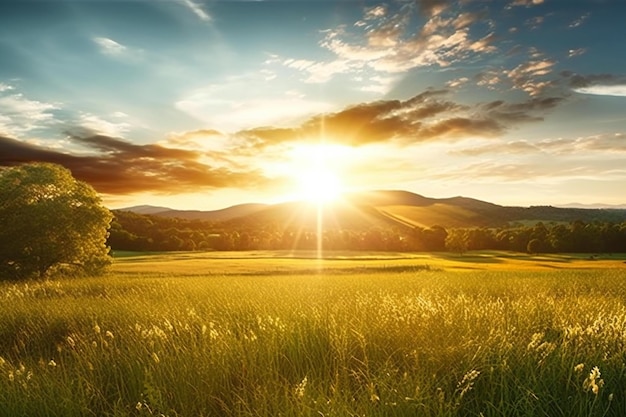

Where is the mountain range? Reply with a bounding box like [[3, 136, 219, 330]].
[[117, 190, 626, 230]]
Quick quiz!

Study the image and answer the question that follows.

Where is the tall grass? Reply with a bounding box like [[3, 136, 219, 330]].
[[1, 263, 625, 416]]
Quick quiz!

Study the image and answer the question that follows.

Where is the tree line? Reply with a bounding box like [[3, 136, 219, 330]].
[[109, 210, 626, 254]]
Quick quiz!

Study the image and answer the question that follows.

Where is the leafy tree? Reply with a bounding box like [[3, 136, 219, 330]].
[[445, 229, 468, 254], [0, 163, 113, 279], [527, 238, 542, 254]]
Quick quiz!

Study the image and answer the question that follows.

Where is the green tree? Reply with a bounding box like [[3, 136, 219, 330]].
[[527, 238, 542, 254], [0, 163, 113, 279], [445, 229, 468, 254]]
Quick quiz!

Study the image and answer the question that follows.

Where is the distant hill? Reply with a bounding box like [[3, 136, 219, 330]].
[[122, 205, 173, 215], [117, 190, 626, 230], [118, 203, 268, 222], [558, 203, 626, 209]]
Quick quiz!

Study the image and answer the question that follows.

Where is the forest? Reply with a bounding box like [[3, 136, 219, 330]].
[[108, 210, 626, 254]]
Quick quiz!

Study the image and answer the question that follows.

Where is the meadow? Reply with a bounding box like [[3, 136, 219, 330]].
[[1, 251, 626, 416]]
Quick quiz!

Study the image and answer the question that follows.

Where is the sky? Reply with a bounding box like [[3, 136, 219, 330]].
[[1, 0, 626, 210]]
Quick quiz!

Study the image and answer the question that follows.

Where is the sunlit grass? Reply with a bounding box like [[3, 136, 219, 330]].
[[1, 252, 625, 416]]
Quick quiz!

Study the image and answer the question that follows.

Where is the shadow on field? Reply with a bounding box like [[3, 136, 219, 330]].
[[438, 253, 504, 264], [239, 264, 439, 276]]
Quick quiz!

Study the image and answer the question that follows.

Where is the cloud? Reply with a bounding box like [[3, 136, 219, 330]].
[[574, 85, 626, 97], [505, 58, 556, 96], [180, 0, 211, 22], [452, 133, 626, 158], [93, 37, 127, 56], [175, 79, 334, 131], [237, 90, 564, 148], [560, 71, 625, 88], [452, 140, 540, 156], [0, 134, 269, 195], [417, 0, 450, 17], [508, 0, 544, 7], [0, 88, 60, 137], [77, 112, 132, 137], [569, 13, 590, 28], [560, 71, 626, 96], [446, 77, 469, 89], [279, 2, 495, 90], [525, 16, 545, 30], [568, 48, 587, 58]]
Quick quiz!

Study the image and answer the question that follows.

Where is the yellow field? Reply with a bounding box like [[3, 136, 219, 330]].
[[112, 250, 626, 274], [1, 251, 625, 416]]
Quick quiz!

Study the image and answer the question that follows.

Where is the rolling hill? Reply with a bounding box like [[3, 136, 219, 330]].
[[117, 190, 626, 231]]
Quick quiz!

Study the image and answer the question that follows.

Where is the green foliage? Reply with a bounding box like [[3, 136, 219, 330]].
[[445, 229, 468, 254], [0, 163, 112, 279], [0, 260, 625, 416], [109, 206, 626, 255]]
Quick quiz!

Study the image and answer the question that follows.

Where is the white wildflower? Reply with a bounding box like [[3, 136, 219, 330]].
[[294, 376, 308, 399]]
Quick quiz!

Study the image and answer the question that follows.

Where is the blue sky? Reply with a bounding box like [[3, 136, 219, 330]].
[[1, 0, 625, 209]]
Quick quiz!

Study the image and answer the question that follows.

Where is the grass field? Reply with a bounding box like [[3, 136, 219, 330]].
[[1, 251, 626, 416]]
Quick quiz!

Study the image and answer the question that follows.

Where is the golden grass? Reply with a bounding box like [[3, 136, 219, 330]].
[[0, 251, 625, 416]]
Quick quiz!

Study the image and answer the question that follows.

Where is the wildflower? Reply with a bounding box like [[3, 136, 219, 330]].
[[93, 324, 101, 334], [105, 330, 114, 339], [458, 369, 480, 399], [609, 393, 614, 401], [368, 382, 380, 403], [48, 360, 57, 367], [66, 336, 76, 348], [8, 371, 14, 382], [574, 363, 585, 373], [583, 366, 604, 395], [294, 376, 308, 399], [136, 402, 143, 410]]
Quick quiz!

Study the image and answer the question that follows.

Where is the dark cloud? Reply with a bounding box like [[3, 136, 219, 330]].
[[0, 135, 269, 195], [560, 71, 626, 89], [238, 90, 565, 148], [416, 0, 450, 17], [1, 88, 567, 196]]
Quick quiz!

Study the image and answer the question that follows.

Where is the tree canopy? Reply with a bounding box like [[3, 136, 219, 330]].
[[0, 163, 113, 279]]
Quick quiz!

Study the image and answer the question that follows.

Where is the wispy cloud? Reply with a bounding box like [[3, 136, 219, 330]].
[[0, 83, 13, 92], [568, 48, 587, 58], [432, 159, 626, 182], [505, 58, 556, 96], [77, 112, 132, 138], [180, 0, 211, 22], [453, 133, 626, 157], [561, 71, 626, 96], [569, 13, 590, 28], [93, 37, 127, 56], [0, 86, 59, 137], [277, 2, 495, 92], [508, 0, 544, 8], [574, 85, 626, 97], [175, 76, 334, 131]]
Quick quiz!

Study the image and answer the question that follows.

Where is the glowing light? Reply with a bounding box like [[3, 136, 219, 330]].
[[295, 169, 343, 204], [288, 143, 349, 205]]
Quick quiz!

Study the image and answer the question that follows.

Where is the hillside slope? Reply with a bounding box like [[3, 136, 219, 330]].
[[118, 190, 626, 230]]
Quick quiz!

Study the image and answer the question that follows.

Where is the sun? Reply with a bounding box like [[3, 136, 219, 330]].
[[287, 143, 349, 204], [295, 168, 343, 204]]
